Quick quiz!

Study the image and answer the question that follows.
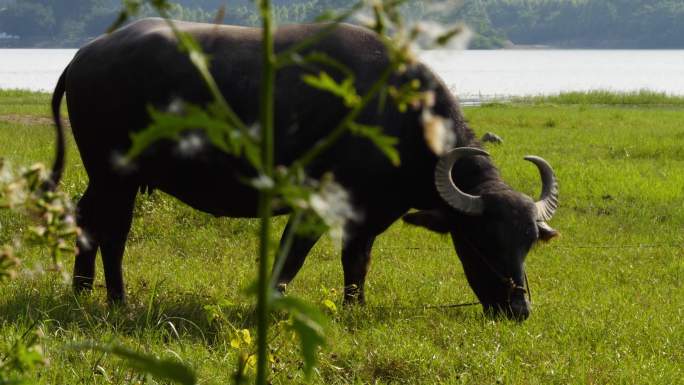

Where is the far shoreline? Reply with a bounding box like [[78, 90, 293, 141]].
[[2, 89, 684, 108]]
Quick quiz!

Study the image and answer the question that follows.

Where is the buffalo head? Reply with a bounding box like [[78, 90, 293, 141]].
[[404, 148, 559, 320]]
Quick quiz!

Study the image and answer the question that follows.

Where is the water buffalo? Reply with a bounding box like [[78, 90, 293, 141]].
[[50, 18, 559, 320]]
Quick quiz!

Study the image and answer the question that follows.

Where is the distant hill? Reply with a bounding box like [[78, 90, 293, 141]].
[[482, 0, 684, 48], [1, 0, 683, 48]]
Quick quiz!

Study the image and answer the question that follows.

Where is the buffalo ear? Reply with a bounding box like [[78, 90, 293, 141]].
[[402, 210, 451, 234], [537, 221, 559, 242]]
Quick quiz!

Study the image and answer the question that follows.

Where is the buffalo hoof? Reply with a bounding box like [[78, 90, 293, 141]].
[[342, 285, 365, 305], [106, 292, 127, 306], [483, 302, 530, 321], [272, 283, 287, 299], [72, 276, 94, 294]]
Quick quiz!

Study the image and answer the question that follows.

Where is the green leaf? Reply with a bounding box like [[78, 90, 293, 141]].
[[435, 25, 465, 46], [0, 377, 24, 385], [315, 10, 337, 22], [302, 72, 360, 108], [175, 103, 260, 168], [272, 297, 326, 325], [71, 342, 196, 385], [272, 297, 327, 379], [388, 79, 422, 113], [107, 0, 148, 32], [150, 0, 173, 11], [244, 143, 263, 171], [348, 122, 401, 166], [123, 0, 143, 11], [127, 107, 191, 159], [290, 313, 326, 379], [127, 103, 250, 163], [299, 52, 354, 79], [321, 299, 337, 314]]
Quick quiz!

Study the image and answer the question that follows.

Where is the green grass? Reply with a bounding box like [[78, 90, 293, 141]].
[[509, 89, 684, 106], [1, 91, 683, 384], [0, 89, 55, 116]]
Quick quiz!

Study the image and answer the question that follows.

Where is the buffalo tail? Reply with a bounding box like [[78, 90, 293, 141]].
[[48, 66, 68, 190]]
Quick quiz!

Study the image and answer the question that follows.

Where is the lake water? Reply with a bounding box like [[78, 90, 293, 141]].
[[1, 49, 683, 100], [0, 49, 78, 93]]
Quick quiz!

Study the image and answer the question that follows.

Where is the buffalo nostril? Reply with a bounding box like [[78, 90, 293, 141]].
[[511, 305, 530, 321], [509, 300, 530, 321]]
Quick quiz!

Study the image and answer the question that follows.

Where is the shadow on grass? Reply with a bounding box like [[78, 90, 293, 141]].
[[0, 281, 480, 346], [0, 283, 250, 345]]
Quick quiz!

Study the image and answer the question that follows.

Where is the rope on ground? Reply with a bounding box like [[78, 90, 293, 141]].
[[377, 243, 684, 251]]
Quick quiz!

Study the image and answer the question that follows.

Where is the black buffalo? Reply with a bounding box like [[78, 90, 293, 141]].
[[50, 19, 559, 320]]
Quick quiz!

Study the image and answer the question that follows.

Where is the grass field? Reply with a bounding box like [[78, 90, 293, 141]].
[[1, 90, 683, 384]]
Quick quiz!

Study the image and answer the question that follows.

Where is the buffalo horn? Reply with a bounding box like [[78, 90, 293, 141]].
[[435, 147, 489, 216], [524, 155, 559, 221]]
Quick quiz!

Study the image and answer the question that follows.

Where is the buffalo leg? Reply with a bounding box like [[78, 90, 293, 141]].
[[273, 216, 324, 291], [341, 231, 376, 304], [340, 204, 407, 304], [100, 186, 136, 303], [73, 184, 101, 293]]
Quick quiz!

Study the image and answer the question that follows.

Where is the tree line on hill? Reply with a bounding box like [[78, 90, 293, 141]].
[[0, 0, 683, 48]]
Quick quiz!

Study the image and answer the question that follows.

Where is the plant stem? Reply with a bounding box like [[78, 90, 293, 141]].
[[256, 0, 276, 383], [269, 210, 303, 288]]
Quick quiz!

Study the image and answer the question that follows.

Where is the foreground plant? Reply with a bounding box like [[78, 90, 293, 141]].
[[0, 160, 78, 383], [0, 326, 47, 385], [0, 160, 78, 280]]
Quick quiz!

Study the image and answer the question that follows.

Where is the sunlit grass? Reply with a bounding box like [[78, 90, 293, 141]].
[[0, 89, 53, 115], [1, 92, 683, 383], [510, 89, 684, 106]]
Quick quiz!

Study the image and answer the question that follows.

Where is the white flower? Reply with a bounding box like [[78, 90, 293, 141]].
[[308, 178, 357, 243], [177, 134, 205, 157], [309, 193, 328, 214], [110, 152, 137, 174], [249, 123, 261, 139], [0, 161, 13, 184], [251, 174, 274, 190], [78, 233, 94, 252], [6, 182, 28, 207], [167, 98, 185, 115], [352, 10, 375, 29], [421, 110, 455, 155], [111, 152, 129, 168], [63, 214, 76, 226]]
